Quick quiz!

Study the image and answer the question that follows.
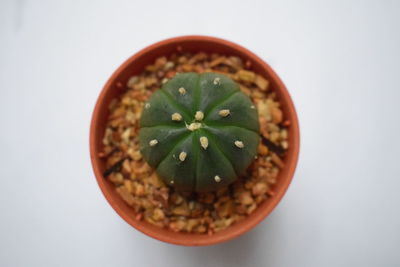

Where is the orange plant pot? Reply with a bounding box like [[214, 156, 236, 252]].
[[90, 35, 300, 246]]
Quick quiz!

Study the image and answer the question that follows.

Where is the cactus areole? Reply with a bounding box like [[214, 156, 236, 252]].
[[139, 73, 260, 192]]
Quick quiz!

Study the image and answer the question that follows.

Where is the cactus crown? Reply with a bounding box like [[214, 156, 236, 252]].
[[139, 72, 260, 192]]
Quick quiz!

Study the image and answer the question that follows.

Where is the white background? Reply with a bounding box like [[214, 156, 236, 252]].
[[1, 0, 399, 266]]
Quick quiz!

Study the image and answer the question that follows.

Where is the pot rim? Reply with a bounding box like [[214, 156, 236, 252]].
[[90, 35, 300, 246]]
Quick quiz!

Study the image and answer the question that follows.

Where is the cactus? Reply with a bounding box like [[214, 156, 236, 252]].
[[139, 72, 260, 192]]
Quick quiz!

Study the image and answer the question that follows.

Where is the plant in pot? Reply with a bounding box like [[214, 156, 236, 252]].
[[139, 72, 259, 192], [90, 36, 299, 246]]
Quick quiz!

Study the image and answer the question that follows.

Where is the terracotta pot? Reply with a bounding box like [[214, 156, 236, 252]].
[[90, 35, 300, 246]]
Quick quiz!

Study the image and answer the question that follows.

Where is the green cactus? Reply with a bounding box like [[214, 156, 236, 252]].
[[139, 72, 260, 192]]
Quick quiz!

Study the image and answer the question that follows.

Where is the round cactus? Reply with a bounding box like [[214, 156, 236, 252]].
[[139, 72, 260, 192]]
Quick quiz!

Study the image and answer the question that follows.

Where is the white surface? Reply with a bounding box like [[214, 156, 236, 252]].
[[1, 0, 399, 266]]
